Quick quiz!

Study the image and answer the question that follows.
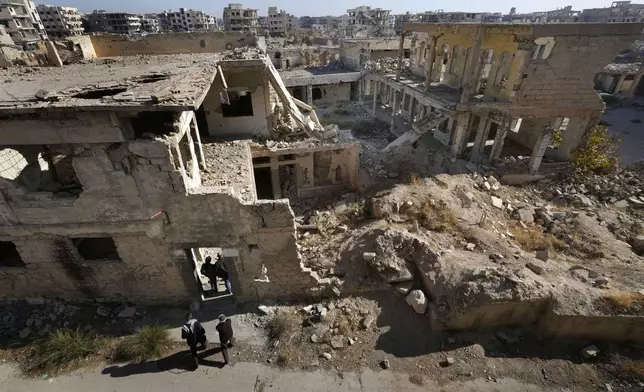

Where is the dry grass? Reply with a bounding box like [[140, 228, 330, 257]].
[[336, 313, 356, 336], [510, 225, 566, 252], [267, 310, 303, 368], [413, 200, 458, 233], [21, 329, 104, 374], [621, 359, 644, 379], [267, 310, 300, 340], [599, 292, 644, 315], [114, 325, 171, 362]]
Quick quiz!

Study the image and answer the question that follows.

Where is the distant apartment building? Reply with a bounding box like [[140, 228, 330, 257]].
[[157, 8, 215, 32], [299, 15, 312, 28], [223, 3, 258, 33], [87, 10, 141, 34], [36, 4, 83, 38], [347, 6, 390, 28], [140, 14, 160, 33], [581, 1, 644, 22], [258, 16, 268, 31], [504, 6, 579, 23], [0, 0, 47, 48], [268, 6, 296, 34]]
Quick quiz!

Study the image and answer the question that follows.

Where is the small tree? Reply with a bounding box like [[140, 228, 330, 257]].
[[571, 124, 620, 175]]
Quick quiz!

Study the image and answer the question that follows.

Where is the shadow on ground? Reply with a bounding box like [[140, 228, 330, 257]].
[[102, 347, 228, 377]]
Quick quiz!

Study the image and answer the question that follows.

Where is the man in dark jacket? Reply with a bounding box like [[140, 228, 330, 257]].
[[215, 313, 234, 365], [181, 312, 207, 368], [204, 254, 232, 294]]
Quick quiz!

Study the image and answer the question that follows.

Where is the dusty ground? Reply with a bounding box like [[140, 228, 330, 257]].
[[604, 105, 644, 166]]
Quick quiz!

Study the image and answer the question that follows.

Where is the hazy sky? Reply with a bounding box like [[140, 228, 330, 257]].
[[39, 0, 616, 18]]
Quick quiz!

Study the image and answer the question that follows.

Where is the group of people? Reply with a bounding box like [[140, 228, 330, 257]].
[[180, 253, 235, 369], [181, 312, 234, 368], [201, 254, 232, 295]]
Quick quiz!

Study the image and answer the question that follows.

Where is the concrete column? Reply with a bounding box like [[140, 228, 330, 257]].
[[628, 72, 643, 100], [358, 78, 364, 105], [44, 40, 63, 67], [470, 114, 491, 163], [191, 117, 206, 170], [613, 73, 628, 94], [390, 90, 399, 131], [270, 156, 282, 199], [372, 81, 379, 116], [450, 112, 471, 155], [410, 97, 416, 121], [460, 26, 485, 104], [489, 118, 511, 160], [425, 36, 437, 92], [396, 33, 405, 81], [306, 84, 313, 106], [529, 129, 553, 174], [419, 105, 427, 119]]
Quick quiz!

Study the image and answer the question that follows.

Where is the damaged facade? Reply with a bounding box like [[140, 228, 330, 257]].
[[0, 45, 358, 304], [359, 23, 644, 172]]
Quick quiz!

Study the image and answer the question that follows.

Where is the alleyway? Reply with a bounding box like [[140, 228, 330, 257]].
[[0, 361, 567, 392]]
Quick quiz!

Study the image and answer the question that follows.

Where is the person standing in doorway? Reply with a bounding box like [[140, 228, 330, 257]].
[[181, 312, 207, 368], [216, 313, 234, 365], [207, 254, 232, 294]]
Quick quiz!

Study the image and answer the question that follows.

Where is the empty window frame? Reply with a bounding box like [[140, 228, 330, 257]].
[[221, 89, 254, 117], [71, 237, 120, 261]]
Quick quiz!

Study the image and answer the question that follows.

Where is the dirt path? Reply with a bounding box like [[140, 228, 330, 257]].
[[0, 361, 575, 392]]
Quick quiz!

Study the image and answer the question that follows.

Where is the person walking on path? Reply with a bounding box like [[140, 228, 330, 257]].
[[181, 312, 207, 368], [215, 313, 234, 365]]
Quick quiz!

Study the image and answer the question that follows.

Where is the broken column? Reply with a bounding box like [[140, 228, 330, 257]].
[[489, 118, 511, 160], [470, 114, 491, 162], [425, 36, 437, 92], [306, 84, 313, 106], [450, 112, 471, 155], [552, 116, 595, 161], [460, 26, 485, 104], [372, 80, 379, 116], [528, 125, 554, 174], [44, 40, 63, 67], [390, 90, 399, 131], [396, 33, 405, 81], [270, 156, 282, 199]]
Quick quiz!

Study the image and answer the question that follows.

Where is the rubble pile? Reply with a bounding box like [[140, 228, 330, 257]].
[[222, 46, 263, 60], [363, 57, 411, 74]]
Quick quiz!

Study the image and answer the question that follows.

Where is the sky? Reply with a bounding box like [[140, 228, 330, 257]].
[[38, 0, 618, 18]]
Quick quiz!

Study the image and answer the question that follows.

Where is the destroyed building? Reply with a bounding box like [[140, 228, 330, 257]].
[[0, 40, 359, 305], [359, 23, 644, 170]]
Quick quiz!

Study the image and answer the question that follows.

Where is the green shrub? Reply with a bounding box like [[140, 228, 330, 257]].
[[23, 329, 103, 374], [571, 125, 620, 174], [114, 325, 171, 362]]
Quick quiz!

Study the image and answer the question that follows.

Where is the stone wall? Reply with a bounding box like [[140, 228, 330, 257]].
[[0, 109, 325, 304], [89, 32, 258, 58], [311, 83, 352, 105]]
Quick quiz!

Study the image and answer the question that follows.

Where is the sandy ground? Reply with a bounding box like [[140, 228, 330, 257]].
[[604, 106, 644, 166], [0, 361, 579, 392]]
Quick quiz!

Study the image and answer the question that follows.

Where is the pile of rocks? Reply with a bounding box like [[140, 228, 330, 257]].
[[363, 57, 411, 74]]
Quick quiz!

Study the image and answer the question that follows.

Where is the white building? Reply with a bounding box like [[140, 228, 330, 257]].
[[0, 0, 47, 48], [36, 4, 83, 38], [223, 3, 258, 33], [158, 8, 215, 32], [268, 6, 296, 34]]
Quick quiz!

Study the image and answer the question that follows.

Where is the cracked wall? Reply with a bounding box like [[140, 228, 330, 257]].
[[0, 109, 325, 304]]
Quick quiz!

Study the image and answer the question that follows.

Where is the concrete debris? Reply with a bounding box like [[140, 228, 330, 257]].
[[443, 356, 455, 367], [322, 352, 332, 360], [96, 306, 111, 317], [395, 281, 414, 295], [348, 337, 355, 345], [310, 334, 319, 343], [465, 243, 476, 251], [380, 358, 390, 369], [580, 345, 600, 360], [491, 196, 504, 209], [535, 249, 549, 262], [526, 260, 546, 275], [117, 306, 136, 318], [516, 207, 535, 224], [330, 335, 345, 349], [405, 290, 428, 315], [19, 327, 30, 339], [362, 252, 377, 261], [361, 315, 375, 329], [258, 305, 273, 316]]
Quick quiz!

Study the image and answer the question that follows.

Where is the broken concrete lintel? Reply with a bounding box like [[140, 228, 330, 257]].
[[292, 97, 312, 111]]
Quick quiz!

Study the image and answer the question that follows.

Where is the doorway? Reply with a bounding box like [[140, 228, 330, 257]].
[[186, 247, 236, 301], [253, 167, 274, 199]]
